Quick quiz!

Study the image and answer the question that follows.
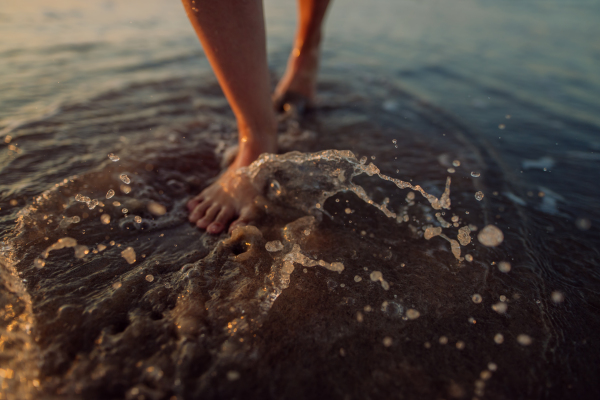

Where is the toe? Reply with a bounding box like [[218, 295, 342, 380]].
[[189, 200, 210, 223], [197, 204, 220, 229], [187, 193, 204, 211], [228, 205, 257, 234], [207, 207, 235, 235]]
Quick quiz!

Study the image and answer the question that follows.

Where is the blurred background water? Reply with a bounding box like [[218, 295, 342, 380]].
[[1, 1, 600, 399]]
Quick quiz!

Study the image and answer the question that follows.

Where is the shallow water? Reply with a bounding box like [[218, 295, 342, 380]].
[[2, 1, 600, 399]]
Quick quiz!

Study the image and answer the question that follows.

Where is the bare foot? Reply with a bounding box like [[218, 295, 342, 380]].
[[187, 137, 276, 235], [273, 36, 321, 111]]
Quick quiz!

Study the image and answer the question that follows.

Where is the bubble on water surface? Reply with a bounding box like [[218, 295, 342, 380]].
[[121, 247, 136, 264], [465, 254, 473, 262], [265, 241, 284, 252], [145, 275, 154, 282], [122, 208, 128, 214], [134, 216, 142, 223], [97, 244, 106, 252], [100, 214, 111, 224], [74, 245, 89, 259], [119, 174, 130, 184], [492, 302, 507, 314], [456, 341, 465, 350], [112, 282, 122, 289], [551, 291, 564, 303], [439, 336, 448, 345], [106, 189, 115, 199], [498, 261, 511, 273], [33, 258, 45, 268], [452, 160, 460, 167], [406, 309, 420, 320], [494, 333, 504, 344], [108, 153, 120, 162], [478, 225, 504, 247], [383, 337, 393, 347], [472, 294, 482, 304], [517, 334, 532, 346], [226, 371, 240, 381], [354, 275, 362, 282], [471, 172, 481, 177], [147, 202, 167, 216], [475, 191, 484, 201], [120, 184, 131, 194]]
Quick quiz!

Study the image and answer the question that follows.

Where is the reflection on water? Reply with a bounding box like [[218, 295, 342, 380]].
[[1, 0, 600, 399]]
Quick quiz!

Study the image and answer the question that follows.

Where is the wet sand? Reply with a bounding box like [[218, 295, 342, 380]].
[[2, 1, 600, 399]]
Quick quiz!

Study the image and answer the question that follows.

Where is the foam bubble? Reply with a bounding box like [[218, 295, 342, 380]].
[[478, 225, 504, 247], [121, 247, 136, 264]]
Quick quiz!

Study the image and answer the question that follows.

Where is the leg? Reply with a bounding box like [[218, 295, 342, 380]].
[[182, 0, 277, 234], [273, 0, 332, 109]]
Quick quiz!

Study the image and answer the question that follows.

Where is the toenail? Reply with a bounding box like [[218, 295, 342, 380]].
[[208, 223, 222, 233]]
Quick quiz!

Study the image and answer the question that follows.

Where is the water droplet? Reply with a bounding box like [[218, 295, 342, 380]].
[[148, 202, 167, 216], [551, 291, 564, 303], [477, 225, 504, 247], [472, 294, 482, 304], [121, 247, 136, 264], [106, 189, 115, 199], [226, 371, 240, 381], [370, 271, 383, 281], [475, 191, 484, 201], [471, 172, 481, 177], [108, 153, 120, 162], [492, 302, 507, 314], [74, 245, 89, 259], [120, 174, 130, 184], [516, 334, 532, 346], [498, 261, 511, 273]]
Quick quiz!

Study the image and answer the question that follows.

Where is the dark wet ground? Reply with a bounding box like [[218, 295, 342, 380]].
[[2, 1, 600, 399]]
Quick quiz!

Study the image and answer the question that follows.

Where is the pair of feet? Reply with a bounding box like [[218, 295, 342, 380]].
[[186, 50, 319, 235]]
